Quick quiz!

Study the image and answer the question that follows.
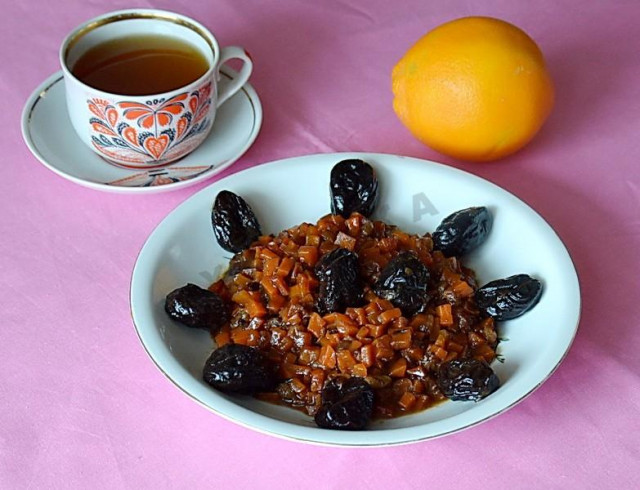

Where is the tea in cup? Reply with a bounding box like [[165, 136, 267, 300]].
[[60, 9, 253, 169]]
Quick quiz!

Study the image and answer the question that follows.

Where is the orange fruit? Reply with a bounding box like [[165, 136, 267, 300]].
[[392, 17, 554, 162]]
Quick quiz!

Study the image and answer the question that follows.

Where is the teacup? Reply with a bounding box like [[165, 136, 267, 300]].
[[60, 9, 253, 169]]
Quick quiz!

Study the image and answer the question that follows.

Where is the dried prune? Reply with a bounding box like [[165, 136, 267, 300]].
[[212, 190, 262, 253], [432, 207, 492, 257], [314, 378, 374, 430], [203, 344, 277, 394], [330, 159, 379, 218], [315, 248, 364, 315], [165, 283, 228, 332], [373, 251, 431, 316], [475, 274, 542, 321], [437, 359, 500, 401]]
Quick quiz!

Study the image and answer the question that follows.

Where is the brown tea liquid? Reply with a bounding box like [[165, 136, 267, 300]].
[[71, 34, 210, 95]]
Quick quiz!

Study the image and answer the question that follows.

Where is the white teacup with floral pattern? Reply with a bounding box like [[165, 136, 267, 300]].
[[60, 9, 253, 169]]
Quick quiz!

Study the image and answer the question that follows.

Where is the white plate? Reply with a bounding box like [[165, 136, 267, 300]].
[[130, 153, 581, 446], [21, 67, 262, 194]]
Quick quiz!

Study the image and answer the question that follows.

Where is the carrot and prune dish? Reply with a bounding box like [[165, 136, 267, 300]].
[[164, 159, 543, 430]]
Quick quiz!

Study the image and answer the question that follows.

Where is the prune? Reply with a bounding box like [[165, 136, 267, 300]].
[[432, 207, 492, 257], [212, 190, 262, 253], [165, 283, 228, 331], [437, 359, 500, 401], [203, 344, 277, 394], [315, 248, 364, 315], [330, 159, 379, 218], [314, 378, 374, 430], [475, 274, 542, 321], [373, 251, 431, 316]]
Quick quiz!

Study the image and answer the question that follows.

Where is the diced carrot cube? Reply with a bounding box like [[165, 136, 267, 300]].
[[468, 332, 485, 348], [290, 262, 302, 280], [263, 256, 280, 277], [330, 214, 345, 227], [360, 344, 375, 367], [334, 232, 357, 251], [297, 273, 317, 293], [391, 330, 412, 350], [298, 245, 319, 266], [348, 340, 362, 351], [259, 248, 279, 261], [353, 308, 367, 325], [324, 333, 340, 346], [279, 336, 295, 353], [378, 308, 402, 324], [277, 257, 295, 277], [374, 298, 394, 311], [274, 276, 289, 296], [337, 350, 356, 373], [413, 395, 429, 412], [433, 346, 448, 361], [474, 344, 496, 363], [389, 358, 407, 378], [232, 290, 267, 318], [364, 301, 381, 316], [233, 274, 251, 289], [310, 369, 325, 392], [377, 237, 398, 253], [442, 267, 461, 285], [301, 332, 314, 347], [352, 363, 368, 377], [319, 344, 336, 369], [214, 329, 230, 347], [231, 328, 251, 345], [403, 346, 424, 362], [324, 313, 357, 334], [452, 280, 474, 298], [267, 293, 286, 311], [435, 330, 448, 348], [345, 214, 362, 236], [391, 230, 411, 246], [398, 391, 416, 411], [305, 234, 321, 246], [299, 346, 320, 365], [368, 323, 387, 338], [356, 326, 370, 340], [307, 312, 326, 339], [260, 277, 278, 297], [289, 284, 303, 301], [246, 300, 266, 318], [373, 336, 394, 361], [436, 304, 454, 326]]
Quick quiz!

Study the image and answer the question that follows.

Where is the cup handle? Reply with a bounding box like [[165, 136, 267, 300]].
[[216, 46, 253, 108]]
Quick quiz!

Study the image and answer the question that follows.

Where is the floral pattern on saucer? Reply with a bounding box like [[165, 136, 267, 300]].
[[106, 165, 214, 187]]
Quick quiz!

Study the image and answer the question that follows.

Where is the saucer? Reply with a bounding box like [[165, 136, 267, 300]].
[[21, 67, 262, 193]]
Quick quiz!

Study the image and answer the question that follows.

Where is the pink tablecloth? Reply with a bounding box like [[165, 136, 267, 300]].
[[2, 0, 639, 487]]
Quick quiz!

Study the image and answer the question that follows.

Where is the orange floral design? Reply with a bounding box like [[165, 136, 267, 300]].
[[119, 93, 188, 129], [87, 83, 213, 165]]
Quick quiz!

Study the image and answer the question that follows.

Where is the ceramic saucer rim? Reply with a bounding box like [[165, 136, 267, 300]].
[[20, 68, 262, 194]]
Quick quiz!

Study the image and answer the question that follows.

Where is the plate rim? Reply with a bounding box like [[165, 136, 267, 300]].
[[21, 68, 263, 194], [130, 152, 582, 446]]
